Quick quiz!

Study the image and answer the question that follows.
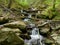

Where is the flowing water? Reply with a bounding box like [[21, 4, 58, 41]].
[[24, 18, 30, 21], [24, 27, 45, 45], [22, 9, 45, 45], [23, 14, 31, 21], [30, 27, 45, 45], [28, 14, 32, 18]]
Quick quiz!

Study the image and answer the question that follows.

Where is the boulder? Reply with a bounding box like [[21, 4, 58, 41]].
[[51, 32, 60, 45], [7, 32, 24, 45], [44, 38, 56, 45], [39, 24, 50, 34], [20, 33, 31, 40], [3, 21, 26, 30], [0, 17, 9, 24], [0, 28, 21, 35], [45, 38, 54, 44], [50, 21, 60, 30], [0, 31, 24, 45], [40, 28, 50, 34]]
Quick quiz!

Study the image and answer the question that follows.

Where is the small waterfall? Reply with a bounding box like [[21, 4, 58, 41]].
[[22, 9, 45, 45], [23, 14, 32, 22], [28, 14, 32, 18], [31, 28, 39, 35], [24, 18, 30, 21], [23, 14, 32, 21], [30, 27, 45, 45], [24, 27, 45, 45]]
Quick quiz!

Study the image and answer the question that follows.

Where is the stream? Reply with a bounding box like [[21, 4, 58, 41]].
[[21, 8, 45, 45]]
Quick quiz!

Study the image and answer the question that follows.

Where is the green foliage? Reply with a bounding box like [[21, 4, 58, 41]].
[[0, 0, 60, 20], [0, 0, 9, 7], [15, 0, 29, 8], [20, 0, 28, 6]]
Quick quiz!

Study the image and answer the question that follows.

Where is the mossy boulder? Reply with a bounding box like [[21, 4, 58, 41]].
[[3, 21, 26, 30], [45, 38, 54, 44], [0, 31, 24, 45], [0, 28, 21, 35], [51, 32, 60, 45], [20, 33, 31, 40]]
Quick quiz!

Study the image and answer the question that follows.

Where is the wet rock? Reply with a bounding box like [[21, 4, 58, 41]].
[[0, 25, 4, 29], [19, 16, 26, 19], [51, 32, 60, 45], [56, 36, 60, 44], [37, 14, 48, 19], [0, 17, 9, 24], [44, 35, 56, 45], [20, 33, 31, 40], [7, 32, 24, 45], [50, 21, 60, 30], [0, 31, 24, 45], [36, 19, 49, 27], [0, 28, 21, 35], [40, 27, 50, 34], [45, 38, 54, 44], [3, 21, 26, 30], [0, 31, 9, 42], [39, 23, 50, 34]]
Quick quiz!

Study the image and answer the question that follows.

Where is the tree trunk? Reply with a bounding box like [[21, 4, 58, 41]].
[[8, 0, 12, 9]]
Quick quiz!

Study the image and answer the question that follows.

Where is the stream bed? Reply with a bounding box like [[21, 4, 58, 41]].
[[22, 9, 45, 45]]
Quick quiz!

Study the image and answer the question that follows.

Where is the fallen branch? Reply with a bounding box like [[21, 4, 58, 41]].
[[0, 4, 17, 15]]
